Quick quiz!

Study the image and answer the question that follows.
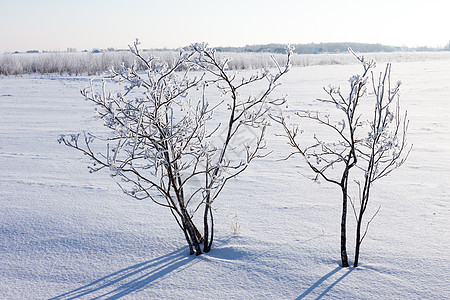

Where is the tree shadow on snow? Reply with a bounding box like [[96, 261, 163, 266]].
[[296, 266, 354, 299], [49, 247, 194, 299]]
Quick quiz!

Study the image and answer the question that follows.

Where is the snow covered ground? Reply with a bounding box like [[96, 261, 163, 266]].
[[1, 56, 449, 299]]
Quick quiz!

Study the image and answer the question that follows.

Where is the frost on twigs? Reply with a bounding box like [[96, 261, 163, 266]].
[[273, 48, 411, 267], [59, 40, 291, 255]]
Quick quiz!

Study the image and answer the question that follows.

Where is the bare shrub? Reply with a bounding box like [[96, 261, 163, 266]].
[[59, 40, 291, 255], [273, 49, 410, 267]]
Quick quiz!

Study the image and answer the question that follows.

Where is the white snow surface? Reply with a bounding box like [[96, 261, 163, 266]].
[[1, 58, 449, 299]]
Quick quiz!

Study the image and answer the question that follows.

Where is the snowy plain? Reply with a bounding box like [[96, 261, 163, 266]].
[[0, 54, 449, 299]]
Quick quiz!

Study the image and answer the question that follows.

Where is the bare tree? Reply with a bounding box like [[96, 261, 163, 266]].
[[352, 62, 410, 267], [273, 49, 410, 267], [59, 40, 292, 255]]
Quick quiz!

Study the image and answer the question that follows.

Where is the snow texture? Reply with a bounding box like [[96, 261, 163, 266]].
[[1, 57, 449, 299]]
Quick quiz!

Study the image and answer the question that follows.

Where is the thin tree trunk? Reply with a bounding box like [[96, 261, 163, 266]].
[[354, 184, 370, 267], [169, 206, 201, 255], [354, 167, 372, 267], [203, 201, 214, 253], [182, 226, 195, 255], [203, 202, 211, 253], [354, 217, 363, 267], [341, 186, 349, 267], [181, 210, 202, 255]]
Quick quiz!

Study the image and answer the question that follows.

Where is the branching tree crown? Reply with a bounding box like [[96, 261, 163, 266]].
[[59, 40, 292, 255], [273, 49, 411, 267]]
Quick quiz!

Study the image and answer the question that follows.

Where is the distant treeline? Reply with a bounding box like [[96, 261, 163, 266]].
[[2, 48, 450, 76], [215, 42, 450, 54]]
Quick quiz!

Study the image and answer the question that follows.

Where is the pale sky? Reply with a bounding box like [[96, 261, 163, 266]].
[[1, 0, 449, 53]]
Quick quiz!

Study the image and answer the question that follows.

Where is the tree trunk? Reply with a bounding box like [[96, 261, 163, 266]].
[[203, 202, 210, 253], [181, 226, 195, 255], [340, 187, 349, 267], [203, 201, 214, 253], [354, 214, 363, 267], [181, 210, 203, 255]]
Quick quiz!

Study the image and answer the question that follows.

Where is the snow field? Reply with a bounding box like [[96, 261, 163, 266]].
[[0, 56, 449, 299]]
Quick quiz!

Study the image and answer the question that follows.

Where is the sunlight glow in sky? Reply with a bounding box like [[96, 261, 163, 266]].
[[1, 0, 449, 52]]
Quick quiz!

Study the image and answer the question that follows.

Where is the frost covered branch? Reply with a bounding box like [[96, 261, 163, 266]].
[[59, 41, 291, 255], [352, 61, 411, 267], [274, 49, 410, 267]]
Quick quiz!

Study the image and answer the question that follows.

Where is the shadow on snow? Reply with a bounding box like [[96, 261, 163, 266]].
[[49, 248, 193, 299], [296, 266, 355, 299]]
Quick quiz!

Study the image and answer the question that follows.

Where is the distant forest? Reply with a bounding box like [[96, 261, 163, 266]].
[[10, 41, 450, 55], [214, 42, 450, 54]]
